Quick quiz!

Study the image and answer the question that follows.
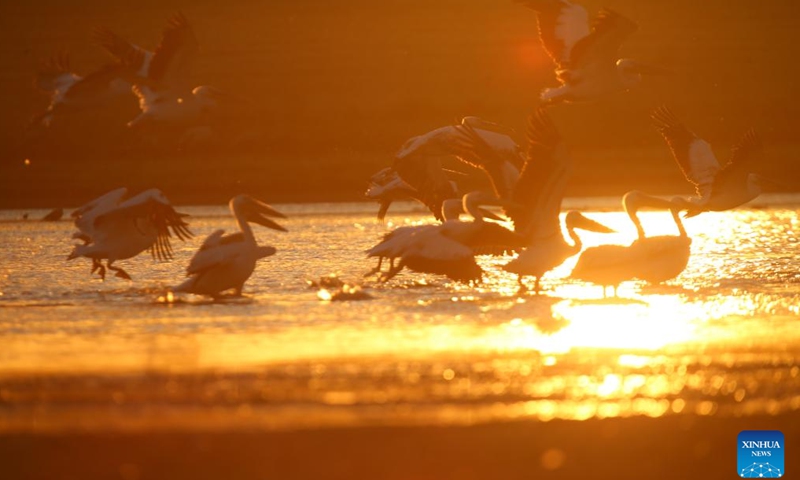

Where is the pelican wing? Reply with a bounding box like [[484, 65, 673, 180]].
[[94, 193, 192, 261], [185, 240, 241, 276], [36, 54, 79, 92], [458, 222, 528, 256], [652, 106, 720, 200], [393, 156, 457, 221], [402, 229, 483, 282], [71, 187, 129, 233], [149, 13, 199, 90], [63, 63, 127, 100], [93, 28, 149, 78], [517, 0, 591, 67], [450, 121, 522, 199], [713, 129, 762, 191], [568, 8, 637, 71], [510, 108, 569, 240]]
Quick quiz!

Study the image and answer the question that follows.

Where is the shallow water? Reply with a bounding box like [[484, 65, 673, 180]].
[[0, 196, 798, 432]]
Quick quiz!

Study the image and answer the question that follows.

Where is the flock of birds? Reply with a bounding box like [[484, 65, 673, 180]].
[[32, 13, 234, 147], [59, 0, 774, 299]]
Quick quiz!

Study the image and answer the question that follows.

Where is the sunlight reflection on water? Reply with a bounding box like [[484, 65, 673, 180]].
[[0, 198, 798, 432]]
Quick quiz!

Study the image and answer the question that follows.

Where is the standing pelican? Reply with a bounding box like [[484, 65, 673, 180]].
[[652, 106, 766, 216], [367, 192, 525, 283], [68, 188, 192, 279], [517, 1, 668, 103], [624, 190, 692, 283], [570, 192, 692, 297], [174, 195, 287, 298], [395, 116, 524, 201], [502, 109, 614, 292]]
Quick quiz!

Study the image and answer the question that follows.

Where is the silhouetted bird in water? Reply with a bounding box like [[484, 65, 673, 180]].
[[68, 188, 192, 280], [174, 195, 287, 298]]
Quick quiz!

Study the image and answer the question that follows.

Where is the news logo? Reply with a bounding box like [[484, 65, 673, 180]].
[[738, 430, 784, 478]]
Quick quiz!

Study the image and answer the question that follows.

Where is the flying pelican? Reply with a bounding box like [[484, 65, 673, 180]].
[[366, 191, 525, 283], [502, 109, 614, 293], [93, 13, 198, 92], [395, 116, 524, 201], [127, 84, 228, 130], [570, 192, 691, 296], [32, 53, 130, 127], [68, 188, 192, 280], [174, 195, 287, 298], [517, 0, 669, 103], [652, 106, 766, 217]]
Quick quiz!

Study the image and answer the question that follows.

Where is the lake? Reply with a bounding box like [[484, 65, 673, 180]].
[[1, 196, 798, 433]]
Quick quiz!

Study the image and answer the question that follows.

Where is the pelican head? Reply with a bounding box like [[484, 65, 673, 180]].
[[230, 195, 288, 232], [564, 211, 615, 234]]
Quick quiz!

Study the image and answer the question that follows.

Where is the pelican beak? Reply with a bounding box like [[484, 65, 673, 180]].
[[477, 207, 506, 222], [249, 201, 288, 232], [572, 212, 615, 233]]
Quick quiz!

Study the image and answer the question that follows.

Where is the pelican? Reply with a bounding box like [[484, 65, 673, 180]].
[[517, 1, 669, 104], [174, 195, 287, 298], [32, 53, 129, 127], [93, 13, 198, 92], [127, 84, 228, 130], [395, 116, 524, 200], [652, 106, 766, 216], [570, 192, 691, 296], [367, 191, 525, 283], [623, 191, 692, 284], [68, 188, 192, 280], [502, 109, 614, 293], [365, 166, 457, 221]]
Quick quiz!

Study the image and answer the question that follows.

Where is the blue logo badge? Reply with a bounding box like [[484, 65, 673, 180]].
[[738, 430, 784, 478]]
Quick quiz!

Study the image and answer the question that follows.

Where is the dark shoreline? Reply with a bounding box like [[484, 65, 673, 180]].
[[1, 412, 796, 479]]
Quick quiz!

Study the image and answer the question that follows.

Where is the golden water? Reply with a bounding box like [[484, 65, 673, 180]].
[[0, 197, 798, 432]]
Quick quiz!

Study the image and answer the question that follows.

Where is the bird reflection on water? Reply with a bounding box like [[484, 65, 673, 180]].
[[0, 200, 798, 432]]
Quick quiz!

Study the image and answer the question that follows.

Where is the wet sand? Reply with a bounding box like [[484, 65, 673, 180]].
[[2, 412, 797, 479]]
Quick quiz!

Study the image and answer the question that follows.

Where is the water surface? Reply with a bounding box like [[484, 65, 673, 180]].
[[0, 196, 798, 432]]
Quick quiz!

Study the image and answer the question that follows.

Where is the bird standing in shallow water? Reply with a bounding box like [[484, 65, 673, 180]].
[[570, 192, 692, 297], [174, 195, 287, 298], [502, 108, 614, 293]]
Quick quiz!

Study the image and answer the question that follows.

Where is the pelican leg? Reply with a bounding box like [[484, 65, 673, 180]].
[[612, 285, 618, 298], [91, 259, 106, 281], [233, 284, 244, 297], [363, 257, 384, 278], [517, 276, 528, 294], [602, 285, 608, 299], [534, 276, 541, 294], [380, 262, 404, 283], [107, 261, 132, 280]]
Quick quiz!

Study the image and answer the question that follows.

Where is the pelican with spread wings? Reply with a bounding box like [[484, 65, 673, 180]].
[[517, 0, 669, 103], [394, 116, 524, 202], [68, 188, 192, 280], [652, 106, 766, 217], [32, 53, 130, 127], [93, 13, 198, 92]]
